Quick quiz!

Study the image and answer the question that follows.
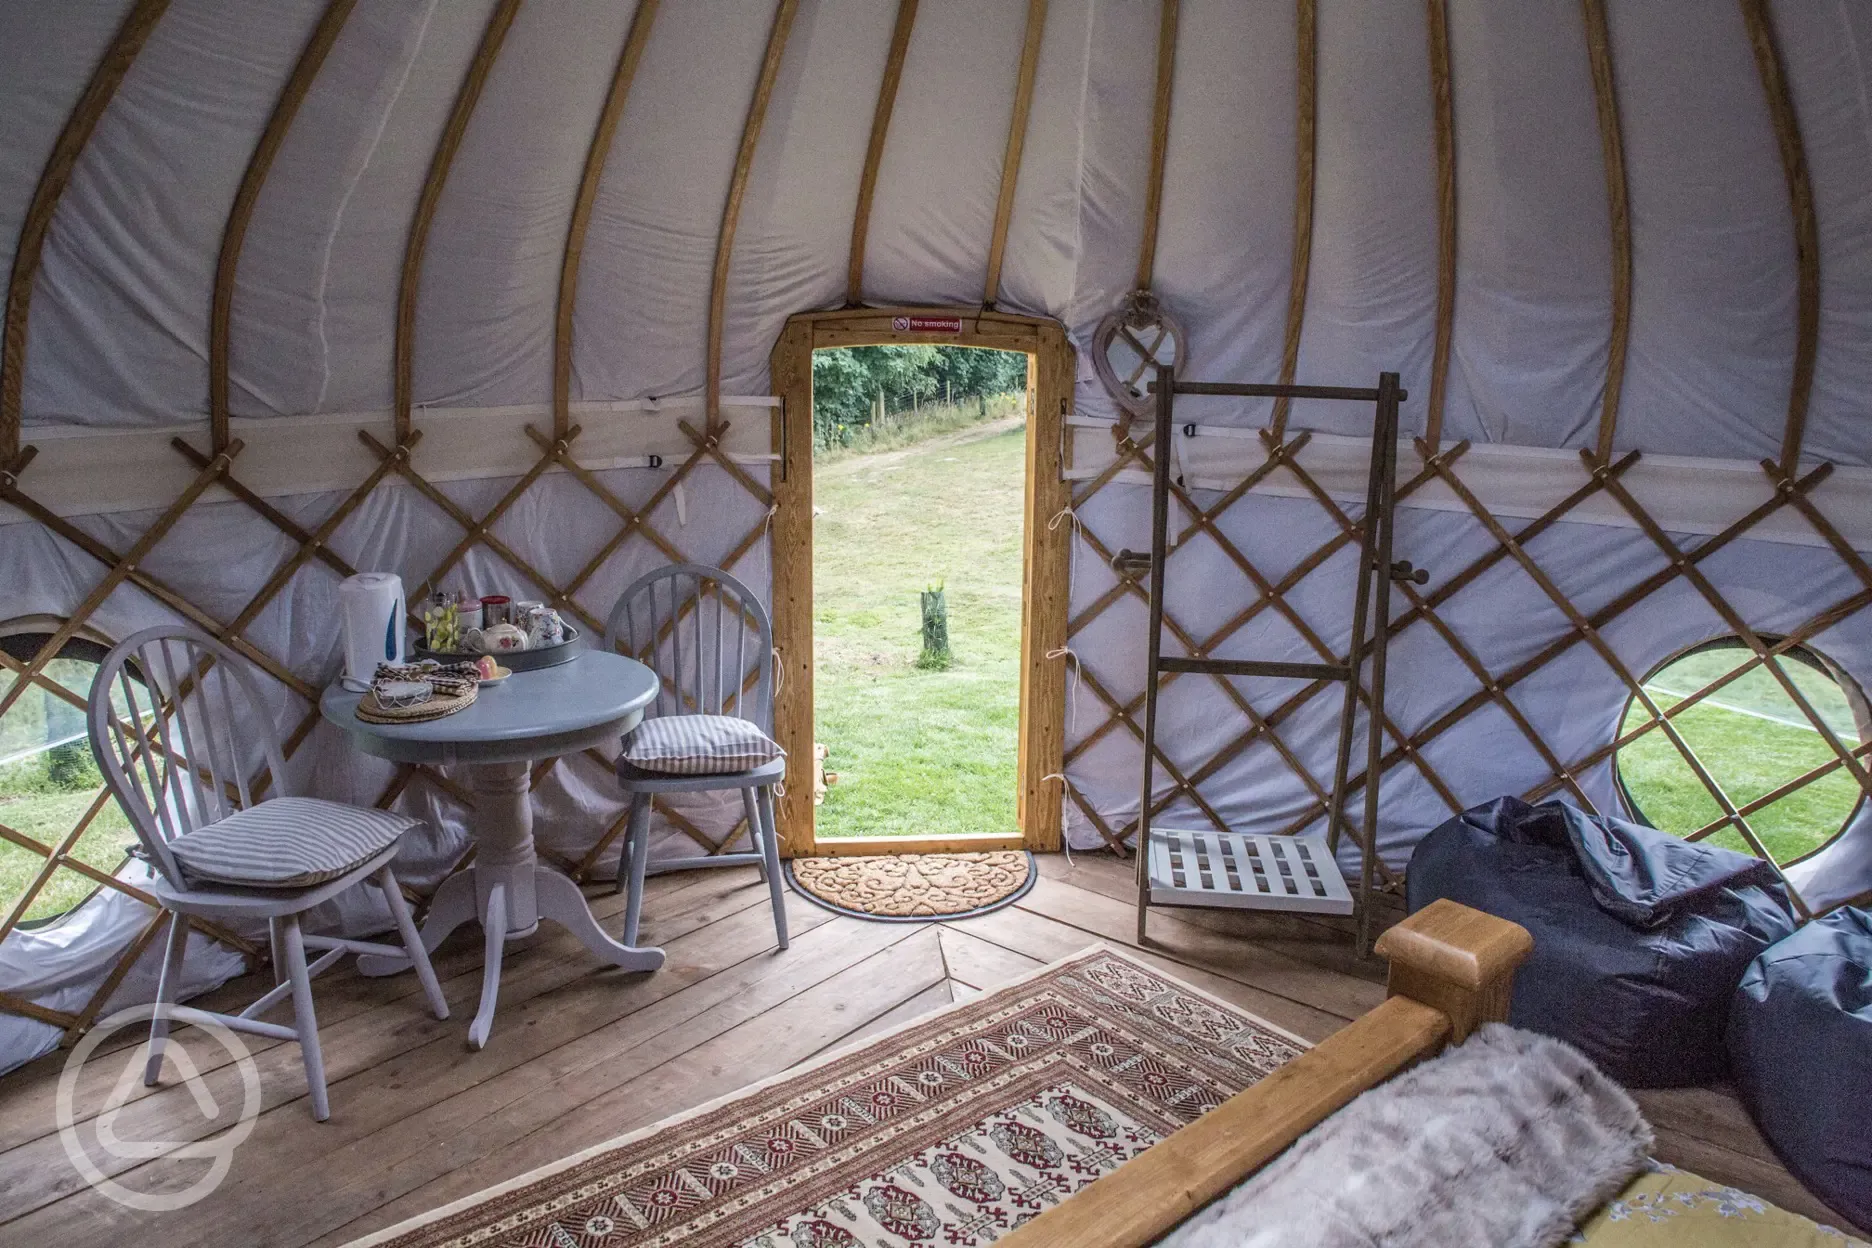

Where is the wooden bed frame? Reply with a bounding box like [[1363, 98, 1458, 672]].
[[1001, 899, 1535, 1248]]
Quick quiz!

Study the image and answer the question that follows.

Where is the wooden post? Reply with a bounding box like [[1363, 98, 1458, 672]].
[[1372, 896, 1532, 1042], [769, 320, 816, 856], [1739, 0, 1819, 475]]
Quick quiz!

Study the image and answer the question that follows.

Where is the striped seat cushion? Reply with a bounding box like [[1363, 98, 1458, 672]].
[[623, 714, 784, 775], [166, 797, 417, 889]]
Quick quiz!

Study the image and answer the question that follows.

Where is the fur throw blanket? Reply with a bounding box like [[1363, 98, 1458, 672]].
[[1161, 1024, 1653, 1248]]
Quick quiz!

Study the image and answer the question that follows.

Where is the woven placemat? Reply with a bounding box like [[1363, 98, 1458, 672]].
[[355, 684, 477, 724], [784, 851, 1035, 921], [354, 664, 481, 724]]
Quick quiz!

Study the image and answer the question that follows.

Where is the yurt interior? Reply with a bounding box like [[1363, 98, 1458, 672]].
[[2, 1, 1870, 1244]]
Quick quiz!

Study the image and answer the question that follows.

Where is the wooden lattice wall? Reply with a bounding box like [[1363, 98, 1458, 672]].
[[1048, 0, 1872, 929], [0, 0, 799, 1043]]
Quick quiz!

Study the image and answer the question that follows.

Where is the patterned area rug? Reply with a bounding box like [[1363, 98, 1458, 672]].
[[347, 947, 1309, 1248], [785, 852, 1036, 920]]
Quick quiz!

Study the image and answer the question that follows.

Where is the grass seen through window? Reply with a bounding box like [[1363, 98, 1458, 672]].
[[1617, 644, 1865, 864], [0, 649, 137, 924]]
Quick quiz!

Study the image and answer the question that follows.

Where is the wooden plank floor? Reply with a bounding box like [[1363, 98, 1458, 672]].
[[0, 851, 1850, 1244]]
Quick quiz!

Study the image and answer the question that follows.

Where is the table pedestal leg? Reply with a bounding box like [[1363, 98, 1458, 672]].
[[355, 869, 478, 977], [468, 883, 506, 1050], [535, 869, 665, 973], [355, 759, 666, 1043], [471, 760, 539, 937]]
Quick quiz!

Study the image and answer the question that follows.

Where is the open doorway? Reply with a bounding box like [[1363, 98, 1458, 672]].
[[810, 345, 1029, 840], [768, 309, 1074, 858]]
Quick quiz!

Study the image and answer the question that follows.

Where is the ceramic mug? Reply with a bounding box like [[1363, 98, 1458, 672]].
[[524, 606, 565, 648]]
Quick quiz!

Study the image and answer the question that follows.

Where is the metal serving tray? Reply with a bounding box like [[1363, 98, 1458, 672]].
[[412, 623, 586, 672]]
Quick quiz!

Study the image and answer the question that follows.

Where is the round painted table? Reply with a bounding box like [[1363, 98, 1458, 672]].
[[320, 651, 663, 1049]]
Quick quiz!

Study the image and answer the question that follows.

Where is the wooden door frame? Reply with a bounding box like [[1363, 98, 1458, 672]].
[[768, 306, 1073, 858]]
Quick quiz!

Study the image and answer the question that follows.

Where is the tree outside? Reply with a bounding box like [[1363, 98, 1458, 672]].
[[811, 345, 1025, 451]]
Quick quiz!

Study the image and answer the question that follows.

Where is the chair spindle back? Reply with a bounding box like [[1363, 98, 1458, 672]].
[[604, 565, 773, 730], [87, 626, 288, 890]]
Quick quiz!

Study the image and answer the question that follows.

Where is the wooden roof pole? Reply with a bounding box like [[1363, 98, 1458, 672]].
[[555, 0, 661, 439], [847, 0, 920, 307], [1739, 0, 1819, 475], [395, 0, 521, 443], [1269, 0, 1317, 439], [2, 0, 172, 470], [706, 0, 802, 430], [982, 0, 1048, 310], [1133, 0, 1179, 295], [210, 0, 357, 456], [1581, 0, 1631, 467], [1421, 0, 1456, 452]]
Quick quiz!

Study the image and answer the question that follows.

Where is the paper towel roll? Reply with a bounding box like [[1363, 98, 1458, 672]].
[[338, 573, 406, 691]]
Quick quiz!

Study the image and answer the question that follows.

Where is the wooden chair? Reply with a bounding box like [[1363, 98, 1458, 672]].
[[87, 626, 447, 1121], [605, 565, 788, 950]]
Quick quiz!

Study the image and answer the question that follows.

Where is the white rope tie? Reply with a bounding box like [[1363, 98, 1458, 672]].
[[1040, 768, 1077, 867], [1044, 503, 1088, 865], [759, 502, 779, 580], [1047, 503, 1082, 587]]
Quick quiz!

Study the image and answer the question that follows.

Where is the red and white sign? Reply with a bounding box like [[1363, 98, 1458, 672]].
[[890, 315, 964, 334]]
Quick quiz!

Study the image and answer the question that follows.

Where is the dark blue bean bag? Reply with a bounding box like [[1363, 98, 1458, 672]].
[[1728, 907, 1872, 1232], [1407, 796, 1797, 1087]]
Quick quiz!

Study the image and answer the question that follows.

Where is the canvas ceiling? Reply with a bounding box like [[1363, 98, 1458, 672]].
[[1, 0, 1865, 461], [1, 0, 1870, 1073]]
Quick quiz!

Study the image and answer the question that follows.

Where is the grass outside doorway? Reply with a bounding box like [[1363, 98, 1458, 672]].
[[813, 397, 1027, 839]]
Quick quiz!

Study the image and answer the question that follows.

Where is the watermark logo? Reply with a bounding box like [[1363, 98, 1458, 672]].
[[56, 1005, 262, 1211]]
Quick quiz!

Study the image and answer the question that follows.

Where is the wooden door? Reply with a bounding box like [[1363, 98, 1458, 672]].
[[767, 307, 1073, 856]]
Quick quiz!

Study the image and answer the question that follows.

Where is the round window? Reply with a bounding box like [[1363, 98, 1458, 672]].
[[1616, 638, 1869, 866], [0, 632, 138, 926]]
